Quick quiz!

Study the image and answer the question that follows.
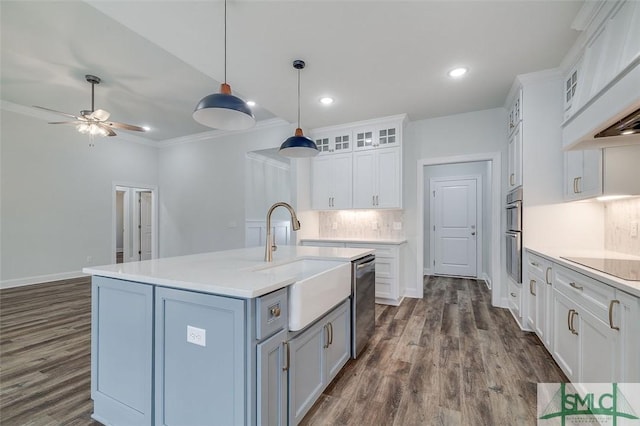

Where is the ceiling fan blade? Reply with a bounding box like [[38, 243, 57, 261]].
[[104, 121, 147, 132], [88, 109, 111, 121], [98, 123, 117, 137], [32, 105, 82, 120], [48, 121, 82, 125]]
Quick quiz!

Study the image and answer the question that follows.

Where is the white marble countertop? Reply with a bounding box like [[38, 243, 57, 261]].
[[525, 246, 640, 298], [300, 237, 407, 245], [83, 246, 374, 299]]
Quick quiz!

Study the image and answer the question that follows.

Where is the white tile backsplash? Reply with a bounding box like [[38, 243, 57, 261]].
[[319, 210, 405, 240], [605, 197, 640, 256]]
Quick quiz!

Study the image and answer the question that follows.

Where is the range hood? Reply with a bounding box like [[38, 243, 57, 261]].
[[563, 61, 640, 150]]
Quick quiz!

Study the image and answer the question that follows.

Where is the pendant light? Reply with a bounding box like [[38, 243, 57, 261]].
[[193, 0, 255, 131], [279, 60, 319, 158]]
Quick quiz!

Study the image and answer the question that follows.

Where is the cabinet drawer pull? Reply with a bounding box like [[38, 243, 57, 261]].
[[545, 267, 552, 285], [569, 282, 583, 291], [529, 279, 536, 296], [609, 299, 620, 331], [372, 195, 375, 206], [510, 292, 517, 298], [282, 341, 290, 371], [531, 261, 539, 267]]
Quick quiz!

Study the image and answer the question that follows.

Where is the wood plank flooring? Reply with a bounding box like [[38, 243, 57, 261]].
[[0, 275, 566, 425], [299, 276, 567, 425]]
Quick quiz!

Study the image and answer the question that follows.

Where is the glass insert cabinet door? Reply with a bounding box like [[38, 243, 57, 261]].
[[378, 127, 396, 146], [355, 131, 374, 148]]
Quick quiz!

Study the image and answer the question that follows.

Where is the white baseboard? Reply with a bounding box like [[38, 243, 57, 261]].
[[1, 270, 88, 289], [423, 268, 432, 276], [480, 272, 492, 289], [403, 288, 423, 299]]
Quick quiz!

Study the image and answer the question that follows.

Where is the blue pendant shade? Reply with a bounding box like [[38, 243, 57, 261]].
[[279, 128, 319, 158], [193, 83, 255, 131], [279, 60, 319, 158]]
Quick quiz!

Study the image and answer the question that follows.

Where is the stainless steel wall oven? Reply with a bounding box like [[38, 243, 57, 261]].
[[505, 187, 522, 283]]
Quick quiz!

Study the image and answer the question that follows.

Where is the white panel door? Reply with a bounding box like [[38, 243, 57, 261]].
[[433, 178, 477, 277]]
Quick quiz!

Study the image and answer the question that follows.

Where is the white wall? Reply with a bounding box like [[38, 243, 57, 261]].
[[403, 107, 508, 298], [157, 122, 294, 258], [0, 107, 158, 287]]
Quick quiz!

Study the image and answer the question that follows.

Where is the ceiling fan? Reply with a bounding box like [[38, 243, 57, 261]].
[[33, 74, 147, 137]]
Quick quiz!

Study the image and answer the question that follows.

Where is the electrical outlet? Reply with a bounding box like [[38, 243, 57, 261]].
[[86, 256, 92, 264], [187, 325, 206, 347], [393, 222, 402, 230], [631, 221, 638, 238]]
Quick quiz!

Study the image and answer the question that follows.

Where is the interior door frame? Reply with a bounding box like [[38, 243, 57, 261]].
[[416, 152, 503, 308], [112, 182, 158, 264], [429, 174, 482, 279]]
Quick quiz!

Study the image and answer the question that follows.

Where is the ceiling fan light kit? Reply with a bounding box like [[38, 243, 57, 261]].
[[193, 0, 255, 131], [33, 74, 147, 138], [279, 60, 319, 158]]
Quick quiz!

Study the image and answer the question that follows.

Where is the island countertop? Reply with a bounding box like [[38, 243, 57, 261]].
[[83, 245, 373, 298]]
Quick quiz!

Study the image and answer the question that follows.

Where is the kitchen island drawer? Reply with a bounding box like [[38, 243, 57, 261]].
[[348, 243, 396, 258], [553, 264, 615, 322]]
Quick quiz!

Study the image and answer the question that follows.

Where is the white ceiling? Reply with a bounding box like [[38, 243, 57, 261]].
[[1, 0, 584, 142]]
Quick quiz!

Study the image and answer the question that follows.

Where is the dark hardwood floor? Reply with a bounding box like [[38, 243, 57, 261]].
[[0, 275, 566, 425]]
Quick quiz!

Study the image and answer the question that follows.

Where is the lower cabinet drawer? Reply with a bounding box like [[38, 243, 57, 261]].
[[554, 265, 615, 323], [508, 279, 522, 317]]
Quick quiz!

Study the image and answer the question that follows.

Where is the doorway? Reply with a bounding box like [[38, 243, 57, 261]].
[[431, 176, 481, 278], [113, 184, 158, 264]]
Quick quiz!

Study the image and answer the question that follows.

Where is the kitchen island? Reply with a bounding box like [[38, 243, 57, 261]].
[[83, 245, 373, 426]]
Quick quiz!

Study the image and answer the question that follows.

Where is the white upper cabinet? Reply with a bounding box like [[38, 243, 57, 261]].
[[563, 62, 581, 121], [311, 153, 353, 210], [312, 131, 353, 156], [353, 121, 401, 151], [310, 114, 406, 210], [564, 149, 603, 201], [353, 147, 401, 209]]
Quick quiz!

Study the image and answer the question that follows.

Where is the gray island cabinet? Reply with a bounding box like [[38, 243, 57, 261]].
[[86, 246, 370, 426]]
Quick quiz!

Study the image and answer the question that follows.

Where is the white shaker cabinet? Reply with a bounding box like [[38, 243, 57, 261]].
[[311, 153, 352, 210], [353, 147, 401, 209], [564, 149, 602, 201], [507, 122, 523, 190]]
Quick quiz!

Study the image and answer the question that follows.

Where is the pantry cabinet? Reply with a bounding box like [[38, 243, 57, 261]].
[[507, 122, 523, 190], [353, 147, 401, 209], [311, 153, 352, 210], [288, 300, 350, 425]]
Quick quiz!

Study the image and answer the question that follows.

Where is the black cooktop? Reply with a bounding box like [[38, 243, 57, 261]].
[[561, 257, 640, 281]]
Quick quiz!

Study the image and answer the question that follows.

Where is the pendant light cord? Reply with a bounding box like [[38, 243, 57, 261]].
[[224, 0, 227, 84], [297, 67, 301, 127]]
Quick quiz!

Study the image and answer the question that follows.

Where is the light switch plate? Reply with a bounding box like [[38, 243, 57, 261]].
[[393, 222, 402, 230], [187, 325, 206, 347], [631, 221, 638, 238]]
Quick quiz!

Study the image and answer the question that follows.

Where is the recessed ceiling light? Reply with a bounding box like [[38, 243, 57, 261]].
[[246, 100, 256, 107], [319, 97, 334, 105], [448, 67, 468, 78]]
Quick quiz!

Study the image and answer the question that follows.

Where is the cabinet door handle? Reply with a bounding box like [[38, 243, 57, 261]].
[[569, 309, 579, 335], [576, 177, 582, 194], [569, 282, 583, 291], [282, 341, 290, 371], [375, 195, 379, 206], [609, 299, 620, 331], [328, 322, 333, 345], [567, 309, 574, 332], [372, 195, 375, 206], [323, 324, 330, 349], [545, 267, 552, 285], [573, 177, 578, 194], [529, 279, 536, 296], [510, 174, 515, 186]]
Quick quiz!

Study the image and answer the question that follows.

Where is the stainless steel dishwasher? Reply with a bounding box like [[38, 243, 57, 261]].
[[351, 255, 375, 358]]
